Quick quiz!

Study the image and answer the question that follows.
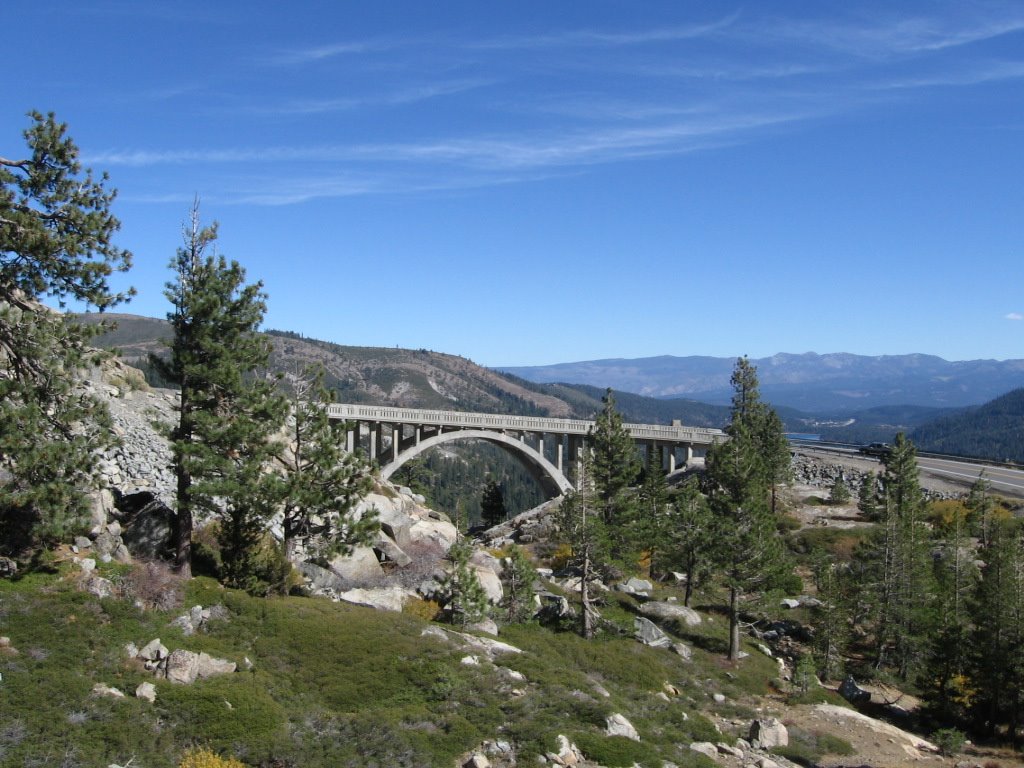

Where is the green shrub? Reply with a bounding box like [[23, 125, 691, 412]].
[[574, 733, 659, 767], [931, 727, 965, 756], [157, 677, 288, 752], [774, 726, 854, 766]]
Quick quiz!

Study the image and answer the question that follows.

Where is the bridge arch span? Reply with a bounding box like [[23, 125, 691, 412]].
[[380, 429, 573, 497]]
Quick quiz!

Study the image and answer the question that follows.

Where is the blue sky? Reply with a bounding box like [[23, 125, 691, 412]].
[[5, 1, 1024, 366]]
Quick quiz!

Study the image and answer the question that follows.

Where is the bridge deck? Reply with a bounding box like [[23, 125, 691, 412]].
[[327, 403, 724, 445]]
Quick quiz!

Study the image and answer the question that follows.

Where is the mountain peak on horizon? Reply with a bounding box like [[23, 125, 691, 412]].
[[498, 352, 1024, 412]]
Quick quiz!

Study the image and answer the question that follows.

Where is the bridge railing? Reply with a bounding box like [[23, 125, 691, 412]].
[[327, 403, 725, 445]]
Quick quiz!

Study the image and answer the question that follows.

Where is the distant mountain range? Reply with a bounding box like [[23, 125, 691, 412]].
[[498, 353, 1024, 413], [80, 315, 1024, 462]]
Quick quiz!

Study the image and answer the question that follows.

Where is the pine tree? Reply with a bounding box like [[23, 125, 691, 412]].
[[557, 455, 608, 639], [857, 471, 882, 520], [705, 358, 792, 661], [652, 476, 714, 607], [811, 554, 851, 681], [501, 544, 537, 624], [439, 538, 491, 628], [966, 472, 998, 547], [588, 388, 641, 562], [1, 112, 133, 553], [829, 475, 851, 505], [480, 479, 507, 528], [968, 517, 1024, 739], [159, 203, 287, 585], [277, 364, 376, 562], [636, 445, 669, 572], [920, 499, 978, 727], [860, 433, 935, 678]]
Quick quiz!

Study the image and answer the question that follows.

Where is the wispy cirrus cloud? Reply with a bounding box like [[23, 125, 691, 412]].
[[871, 60, 1024, 89], [762, 12, 1024, 59], [253, 79, 493, 115], [266, 37, 398, 66], [89, 103, 810, 173], [1006, 312, 1024, 321], [470, 14, 739, 50]]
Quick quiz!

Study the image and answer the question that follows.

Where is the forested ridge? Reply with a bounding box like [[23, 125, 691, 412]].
[[912, 388, 1024, 463]]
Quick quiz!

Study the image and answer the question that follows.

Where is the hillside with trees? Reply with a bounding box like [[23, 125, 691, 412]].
[[912, 388, 1024, 463]]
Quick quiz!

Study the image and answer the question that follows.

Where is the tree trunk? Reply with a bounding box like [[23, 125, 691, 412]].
[[581, 549, 594, 640], [728, 586, 741, 660], [684, 554, 695, 607], [174, 466, 192, 578]]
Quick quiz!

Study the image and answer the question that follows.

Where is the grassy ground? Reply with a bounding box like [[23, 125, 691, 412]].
[[0, 562, 839, 767]]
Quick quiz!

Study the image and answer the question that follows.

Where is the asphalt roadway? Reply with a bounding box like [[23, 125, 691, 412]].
[[915, 455, 1024, 500], [793, 444, 1024, 501]]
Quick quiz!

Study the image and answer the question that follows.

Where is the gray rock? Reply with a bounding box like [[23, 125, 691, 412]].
[[780, 598, 801, 609], [328, 545, 384, 584], [135, 682, 156, 703], [372, 530, 412, 567], [84, 575, 115, 598], [297, 561, 347, 593], [749, 717, 788, 748], [165, 649, 201, 684], [605, 712, 640, 741], [118, 493, 175, 560], [716, 742, 744, 757], [196, 652, 236, 679], [618, 577, 653, 594], [137, 638, 168, 661], [91, 683, 125, 698], [169, 615, 196, 636], [672, 642, 693, 661], [689, 742, 718, 759], [467, 618, 499, 636], [337, 586, 413, 612], [634, 617, 672, 648], [165, 649, 235, 683], [0, 556, 17, 578], [637, 600, 702, 627]]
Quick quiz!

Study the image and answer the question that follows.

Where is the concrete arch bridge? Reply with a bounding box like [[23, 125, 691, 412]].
[[327, 403, 726, 498]]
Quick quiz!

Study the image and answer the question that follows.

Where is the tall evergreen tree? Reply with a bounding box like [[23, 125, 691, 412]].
[[0, 112, 133, 553], [968, 517, 1024, 740], [705, 358, 792, 661], [588, 388, 641, 562], [652, 476, 714, 607], [557, 455, 607, 639], [439, 538, 491, 628], [277, 364, 376, 562], [480, 479, 507, 528], [811, 555, 851, 681], [159, 203, 287, 585], [920, 499, 978, 727], [636, 444, 670, 572], [857, 471, 882, 520], [966, 471, 998, 547], [860, 433, 935, 678], [501, 544, 537, 624]]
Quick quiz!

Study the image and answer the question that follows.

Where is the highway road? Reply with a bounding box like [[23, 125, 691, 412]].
[[916, 455, 1024, 499], [793, 443, 1024, 500]]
